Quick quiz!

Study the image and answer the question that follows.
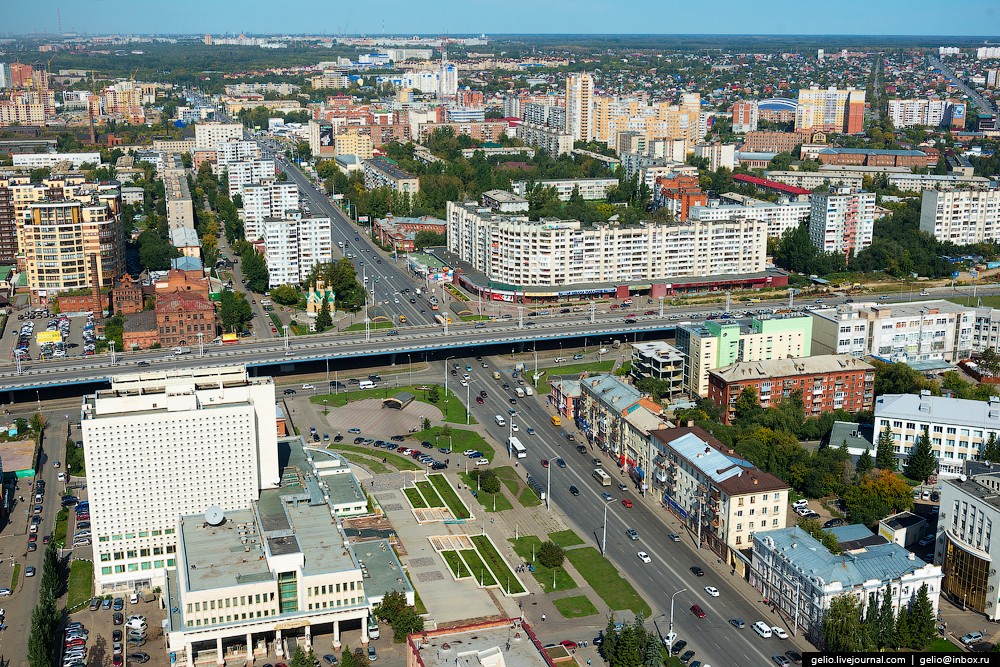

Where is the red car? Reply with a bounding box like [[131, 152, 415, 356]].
[[476, 396, 484, 404], [691, 604, 706, 618], [271, 327, 278, 333], [541, 460, 549, 468], [621, 499, 633, 508], [559, 640, 578, 649], [644, 310, 656, 315]]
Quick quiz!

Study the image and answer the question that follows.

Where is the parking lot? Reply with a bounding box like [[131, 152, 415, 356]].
[[10, 310, 100, 363], [65, 595, 158, 667]]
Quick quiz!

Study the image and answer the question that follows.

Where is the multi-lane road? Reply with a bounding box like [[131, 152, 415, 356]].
[[928, 55, 997, 115], [460, 355, 798, 667]]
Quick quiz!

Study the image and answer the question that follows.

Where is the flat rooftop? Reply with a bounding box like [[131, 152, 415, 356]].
[[349, 539, 413, 600], [412, 620, 549, 667], [179, 508, 270, 592]]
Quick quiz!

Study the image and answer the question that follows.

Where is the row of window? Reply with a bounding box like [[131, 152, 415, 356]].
[[100, 559, 174, 575], [98, 528, 175, 542]]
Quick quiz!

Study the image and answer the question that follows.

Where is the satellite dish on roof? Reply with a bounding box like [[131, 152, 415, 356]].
[[205, 506, 225, 526]]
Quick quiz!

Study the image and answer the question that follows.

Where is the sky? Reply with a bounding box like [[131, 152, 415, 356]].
[[6, 0, 1000, 37]]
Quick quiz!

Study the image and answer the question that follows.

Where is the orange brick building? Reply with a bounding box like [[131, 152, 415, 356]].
[[708, 354, 875, 425], [653, 174, 707, 221]]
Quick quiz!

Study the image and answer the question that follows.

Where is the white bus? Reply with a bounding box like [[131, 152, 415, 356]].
[[508, 436, 527, 459], [593, 468, 612, 487]]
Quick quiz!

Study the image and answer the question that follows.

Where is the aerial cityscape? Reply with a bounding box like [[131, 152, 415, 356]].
[[2, 6, 1000, 667]]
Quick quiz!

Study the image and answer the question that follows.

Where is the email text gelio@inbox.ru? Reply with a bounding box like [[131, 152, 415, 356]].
[[804, 654, 1000, 666]]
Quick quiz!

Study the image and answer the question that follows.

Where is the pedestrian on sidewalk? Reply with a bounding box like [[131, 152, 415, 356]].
[[541, 614, 546, 622]]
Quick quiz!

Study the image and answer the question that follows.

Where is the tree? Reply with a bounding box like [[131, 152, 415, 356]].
[[856, 447, 873, 477], [271, 284, 299, 306], [842, 469, 914, 527], [797, 517, 842, 554], [979, 348, 1000, 377], [340, 645, 358, 667], [982, 433, 1000, 463], [873, 361, 936, 397], [906, 584, 936, 650], [315, 297, 333, 332], [732, 386, 764, 427], [538, 541, 565, 569], [218, 290, 252, 331], [426, 385, 440, 404], [289, 647, 313, 667], [822, 594, 875, 652], [895, 605, 913, 651], [479, 471, 501, 494], [414, 230, 447, 249], [601, 616, 619, 663], [905, 429, 937, 483], [241, 249, 270, 293], [875, 591, 897, 650], [29, 167, 51, 182], [373, 590, 424, 643], [875, 426, 898, 472]]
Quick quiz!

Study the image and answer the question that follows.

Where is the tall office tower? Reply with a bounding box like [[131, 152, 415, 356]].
[[81, 365, 279, 592], [795, 87, 866, 134], [565, 73, 595, 142], [808, 186, 877, 258]]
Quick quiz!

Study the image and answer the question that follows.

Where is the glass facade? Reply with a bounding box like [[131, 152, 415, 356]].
[[278, 571, 298, 614], [943, 537, 991, 613]]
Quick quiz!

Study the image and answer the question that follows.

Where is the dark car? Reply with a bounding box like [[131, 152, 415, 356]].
[[354, 437, 365, 444], [283, 389, 296, 395], [333, 434, 344, 442], [823, 518, 844, 528], [390, 435, 405, 442], [113, 612, 124, 625], [690, 566, 705, 577], [127, 655, 150, 664], [729, 618, 746, 629], [671, 640, 687, 655], [113, 630, 123, 642], [556, 458, 566, 468], [785, 650, 803, 664], [322, 656, 339, 666], [113, 597, 124, 611], [102, 598, 113, 610], [509, 397, 517, 404], [569, 486, 580, 496], [691, 604, 706, 618], [680, 650, 696, 664]]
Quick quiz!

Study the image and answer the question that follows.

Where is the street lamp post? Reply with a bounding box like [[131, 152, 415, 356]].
[[601, 500, 610, 555], [109, 341, 116, 366], [466, 378, 472, 426], [545, 461, 550, 511], [445, 356, 455, 403], [197, 332, 204, 358], [667, 588, 688, 657], [407, 354, 412, 385], [283, 325, 290, 352]]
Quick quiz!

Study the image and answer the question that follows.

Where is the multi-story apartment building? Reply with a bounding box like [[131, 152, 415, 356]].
[[20, 197, 124, 304], [81, 366, 279, 592], [217, 140, 261, 166], [514, 122, 574, 157], [688, 197, 810, 238], [675, 315, 814, 396], [973, 306, 1000, 354], [592, 94, 703, 150], [194, 123, 244, 151], [100, 80, 145, 124], [731, 101, 759, 133], [889, 173, 990, 192], [937, 462, 1000, 619], [510, 178, 619, 201], [887, 98, 965, 128], [575, 374, 666, 482], [629, 341, 685, 396], [861, 300, 975, 363], [262, 216, 333, 287], [521, 102, 566, 131], [164, 167, 195, 231], [156, 292, 216, 349], [0, 89, 55, 126], [809, 306, 872, 358], [479, 190, 529, 214], [565, 73, 595, 142], [751, 525, 941, 644], [334, 130, 374, 161], [817, 147, 933, 169], [919, 187, 1000, 244], [362, 157, 419, 195], [766, 170, 864, 191], [12, 152, 101, 169], [875, 393, 1000, 478], [795, 87, 866, 134], [153, 139, 197, 154], [226, 160, 276, 199], [694, 142, 737, 172], [165, 443, 405, 666], [650, 426, 790, 568], [241, 182, 299, 241], [653, 173, 708, 220], [0, 181, 15, 263], [808, 187, 877, 258], [446, 201, 767, 288], [740, 131, 806, 154]]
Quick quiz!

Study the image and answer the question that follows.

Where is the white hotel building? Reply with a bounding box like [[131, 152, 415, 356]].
[[446, 201, 767, 287], [919, 187, 1000, 245], [81, 366, 279, 593], [875, 392, 1000, 478]]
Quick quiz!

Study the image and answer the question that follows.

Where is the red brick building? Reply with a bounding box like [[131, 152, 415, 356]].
[[816, 147, 934, 168], [708, 354, 875, 425], [740, 131, 810, 154], [653, 174, 707, 221], [373, 215, 447, 252], [156, 294, 215, 348], [112, 273, 144, 315]]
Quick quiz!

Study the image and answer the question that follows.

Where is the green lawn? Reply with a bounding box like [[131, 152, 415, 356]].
[[64, 437, 85, 477], [926, 638, 962, 653], [412, 427, 493, 459], [328, 443, 421, 471], [460, 549, 497, 587], [509, 536, 578, 593], [948, 296, 1000, 309], [460, 473, 513, 512], [495, 467, 522, 495], [339, 452, 391, 474], [413, 589, 427, 615], [429, 474, 471, 519], [471, 535, 524, 594], [441, 550, 469, 579], [565, 547, 651, 616], [552, 595, 599, 619], [518, 486, 542, 508], [342, 321, 395, 332], [548, 529, 585, 548], [536, 360, 615, 394], [10, 563, 19, 590], [311, 384, 473, 424], [403, 487, 426, 509], [65, 559, 94, 611], [53, 507, 68, 547], [416, 480, 446, 508]]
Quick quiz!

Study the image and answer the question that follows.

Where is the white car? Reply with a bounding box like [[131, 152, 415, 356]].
[[771, 626, 789, 639], [637, 551, 651, 563], [705, 586, 720, 597], [460, 380, 468, 387], [511, 424, 519, 432], [475, 458, 490, 466], [129, 593, 139, 605], [463, 449, 477, 456], [302, 384, 315, 390], [662, 631, 677, 647]]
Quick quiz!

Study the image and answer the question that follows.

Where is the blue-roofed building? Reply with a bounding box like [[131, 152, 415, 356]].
[[751, 525, 942, 644], [650, 426, 789, 574]]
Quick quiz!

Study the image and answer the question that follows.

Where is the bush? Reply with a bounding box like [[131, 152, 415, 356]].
[[538, 541, 565, 569], [271, 284, 299, 305]]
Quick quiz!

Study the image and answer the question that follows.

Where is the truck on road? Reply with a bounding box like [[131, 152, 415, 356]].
[[173, 346, 191, 355], [515, 387, 525, 398]]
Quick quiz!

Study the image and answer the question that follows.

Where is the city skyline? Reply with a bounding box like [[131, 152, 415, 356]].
[[5, 0, 1000, 37]]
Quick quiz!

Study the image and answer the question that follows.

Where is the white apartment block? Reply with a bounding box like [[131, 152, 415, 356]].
[[218, 140, 261, 166], [13, 152, 101, 169], [766, 170, 864, 191], [808, 187, 877, 257], [875, 393, 1000, 477], [446, 201, 767, 288], [194, 123, 244, 151], [688, 197, 810, 238], [973, 307, 1000, 354], [919, 187, 1000, 245], [889, 173, 990, 192], [226, 160, 276, 199], [510, 178, 619, 201], [565, 73, 595, 142], [809, 306, 872, 358], [887, 99, 952, 128], [850, 299, 974, 363], [153, 139, 197, 154], [241, 182, 299, 240], [751, 526, 941, 644], [263, 217, 333, 287], [694, 142, 737, 172], [81, 366, 279, 593], [521, 102, 566, 131], [514, 122, 573, 157], [362, 158, 419, 195]]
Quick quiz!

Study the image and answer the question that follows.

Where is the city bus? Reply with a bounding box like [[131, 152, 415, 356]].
[[508, 436, 527, 459], [593, 468, 612, 487]]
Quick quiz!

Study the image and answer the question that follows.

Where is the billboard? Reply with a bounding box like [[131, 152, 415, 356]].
[[36, 330, 61, 344], [319, 124, 333, 148]]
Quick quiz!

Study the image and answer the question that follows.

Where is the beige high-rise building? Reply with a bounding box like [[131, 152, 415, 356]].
[[565, 73, 595, 142], [795, 87, 866, 134], [593, 94, 702, 152], [20, 198, 124, 303], [334, 130, 374, 160]]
